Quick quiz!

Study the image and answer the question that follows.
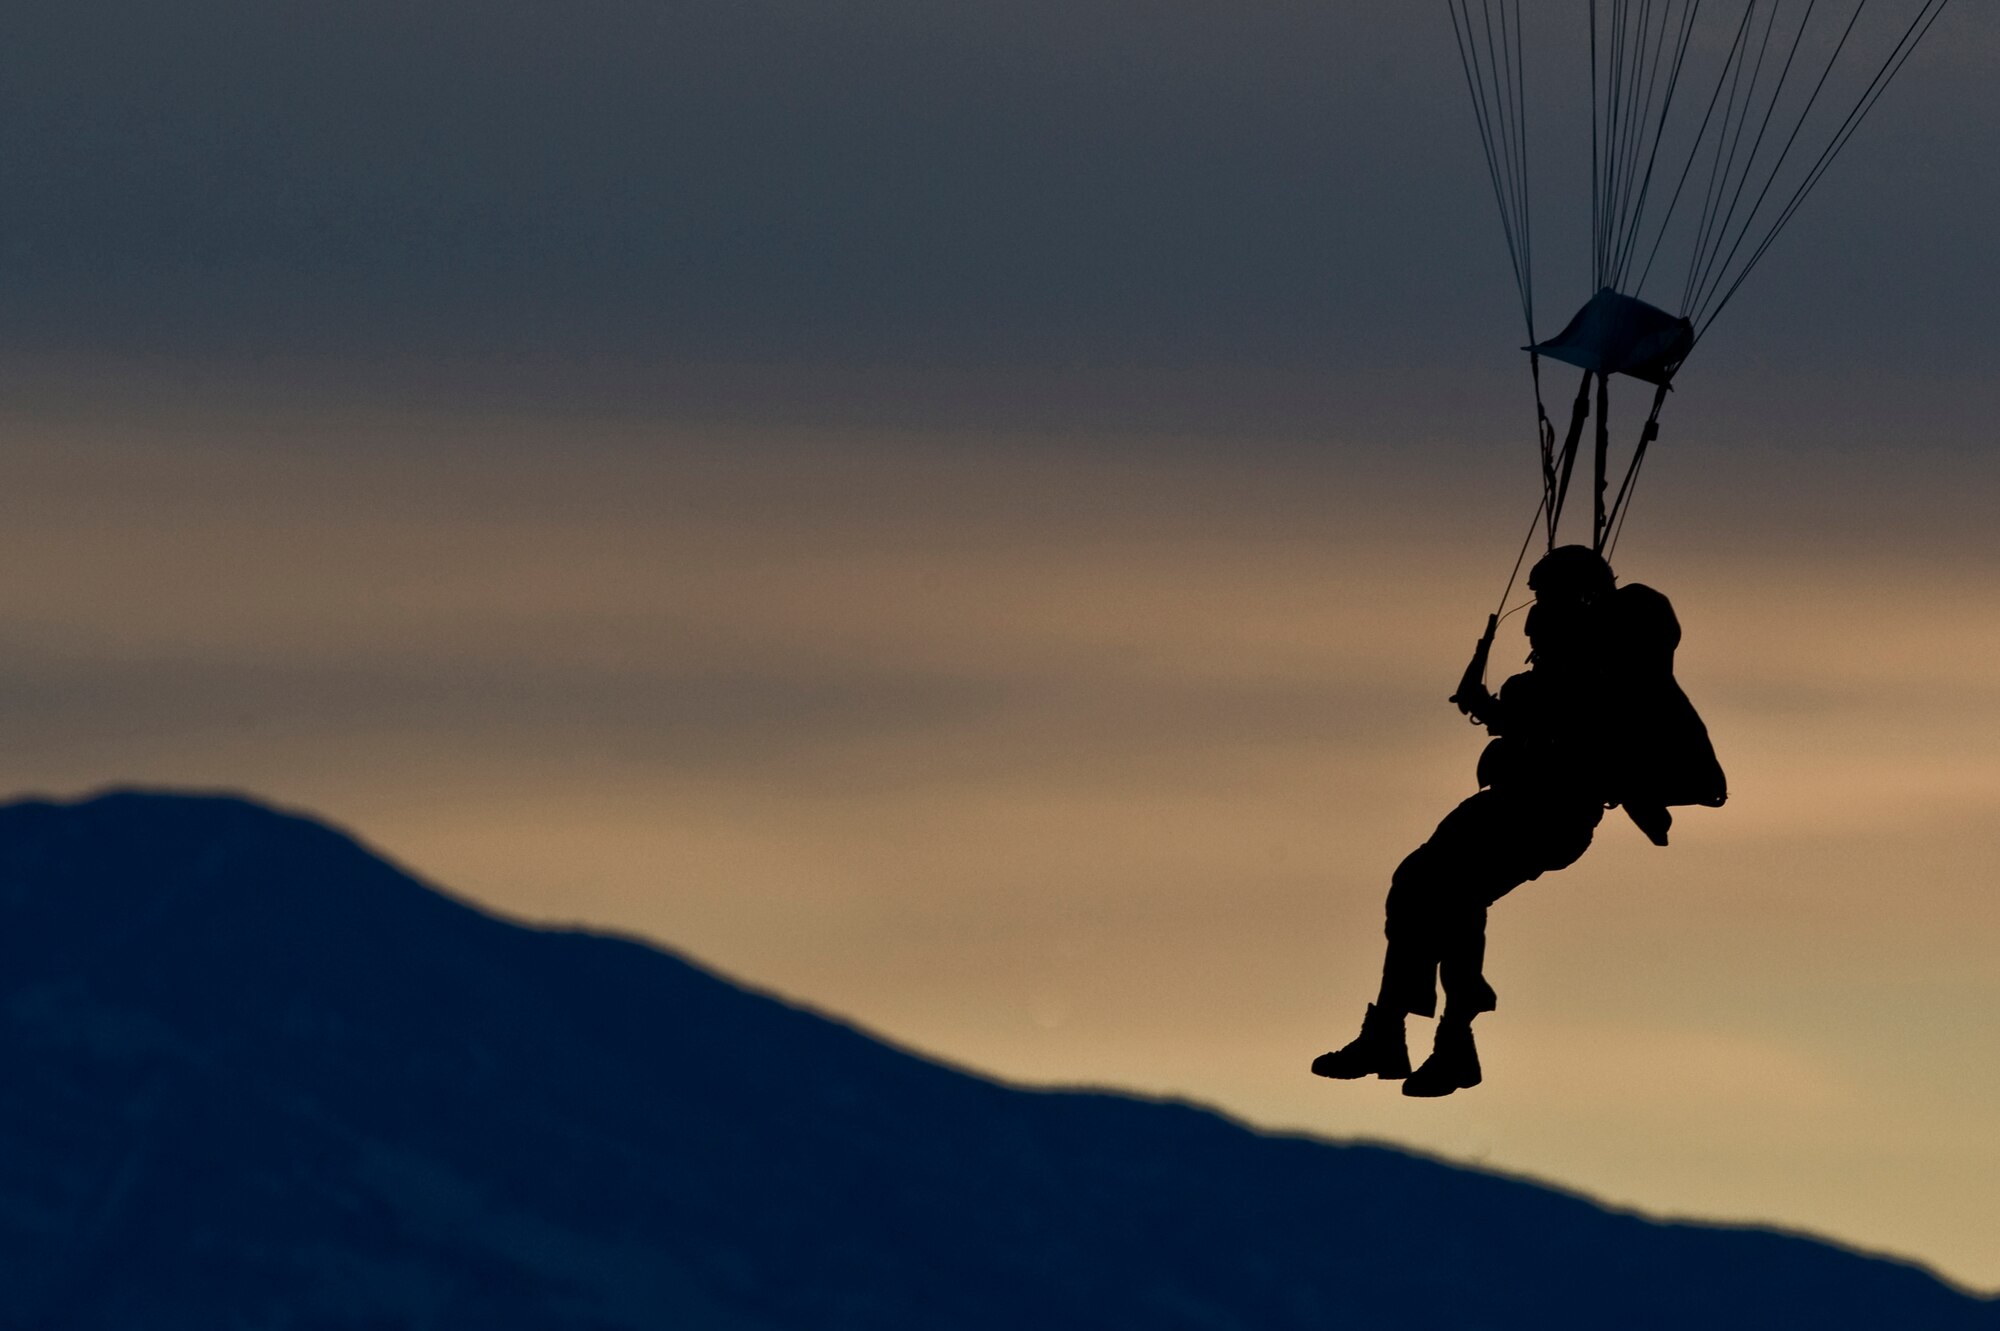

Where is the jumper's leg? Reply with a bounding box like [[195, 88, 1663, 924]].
[[1438, 909, 1498, 1017]]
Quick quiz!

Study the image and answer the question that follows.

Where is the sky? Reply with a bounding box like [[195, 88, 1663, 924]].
[[3, 0, 1997, 1294]]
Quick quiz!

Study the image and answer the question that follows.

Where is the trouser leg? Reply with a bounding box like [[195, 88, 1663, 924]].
[[1376, 930, 1439, 1018], [1376, 847, 1459, 1018], [1380, 895, 1492, 1018], [1438, 912, 1498, 1017], [1366, 789, 1602, 1099], [1376, 795, 1514, 1019]]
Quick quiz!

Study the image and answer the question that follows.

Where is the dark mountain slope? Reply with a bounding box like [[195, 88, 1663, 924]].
[[0, 790, 1991, 1329]]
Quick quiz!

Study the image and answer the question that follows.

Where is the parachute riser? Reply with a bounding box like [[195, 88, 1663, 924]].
[[1534, 366, 1671, 559], [1546, 368, 1594, 550], [1602, 381, 1672, 559], [1592, 372, 1611, 552], [1530, 352, 1559, 548]]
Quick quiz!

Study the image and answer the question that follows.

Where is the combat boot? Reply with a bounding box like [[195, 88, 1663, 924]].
[[1402, 1017, 1482, 1097], [1311, 1004, 1411, 1080]]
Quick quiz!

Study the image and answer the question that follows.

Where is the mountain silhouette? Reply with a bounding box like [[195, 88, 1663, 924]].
[[0, 789, 1991, 1329]]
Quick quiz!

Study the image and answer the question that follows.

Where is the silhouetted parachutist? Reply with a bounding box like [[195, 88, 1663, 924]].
[[1314, 546, 1725, 1097]]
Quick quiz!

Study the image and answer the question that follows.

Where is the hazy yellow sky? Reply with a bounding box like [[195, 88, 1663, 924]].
[[2, 0, 1993, 1306], [4, 364, 1995, 1290]]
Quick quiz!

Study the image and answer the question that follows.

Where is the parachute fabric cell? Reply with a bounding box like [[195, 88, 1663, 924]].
[[1528, 288, 1692, 386]]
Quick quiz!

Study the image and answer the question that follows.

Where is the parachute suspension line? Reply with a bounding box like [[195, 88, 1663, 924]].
[[1609, 1, 1647, 286], [1686, 0, 1845, 325], [1589, 2, 1602, 289], [1621, 3, 1698, 286], [1594, 0, 1696, 293], [1597, 0, 1675, 291], [1605, 0, 1671, 287], [1507, 0, 1533, 336], [1681, 0, 1783, 318], [1492, 489, 1549, 626], [1594, 0, 1617, 286], [1449, 0, 1553, 545], [1447, 0, 1537, 339], [1595, 0, 1626, 285], [1485, 0, 1530, 311], [1592, 0, 1688, 291], [1632, 2, 1762, 298], [1681, 4, 1774, 314], [1593, 0, 1639, 288], [1696, 0, 1954, 340]]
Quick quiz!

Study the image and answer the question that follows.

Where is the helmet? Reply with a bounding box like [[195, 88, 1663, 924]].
[[1527, 545, 1615, 601]]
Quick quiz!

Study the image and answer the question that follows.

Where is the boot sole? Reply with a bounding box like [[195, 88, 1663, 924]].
[[1309, 1060, 1410, 1081], [1401, 1072, 1481, 1098]]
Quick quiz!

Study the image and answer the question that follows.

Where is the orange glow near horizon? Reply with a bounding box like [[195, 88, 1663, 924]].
[[2, 377, 1995, 1291]]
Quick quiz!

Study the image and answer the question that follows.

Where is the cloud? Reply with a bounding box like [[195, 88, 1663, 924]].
[[2, 1, 1990, 377]]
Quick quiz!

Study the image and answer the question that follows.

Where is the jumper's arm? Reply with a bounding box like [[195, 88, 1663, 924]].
[[1449, 614, 1501, 727]]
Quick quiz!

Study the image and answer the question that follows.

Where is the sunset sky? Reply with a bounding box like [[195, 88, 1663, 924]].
[[3, 0, 1996, 1293]]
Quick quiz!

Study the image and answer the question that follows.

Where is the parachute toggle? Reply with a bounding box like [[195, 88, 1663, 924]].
[[1527, 288, 1692, 387]]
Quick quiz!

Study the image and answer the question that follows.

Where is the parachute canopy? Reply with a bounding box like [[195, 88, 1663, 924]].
[[1528, 288, 1692, 387]]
